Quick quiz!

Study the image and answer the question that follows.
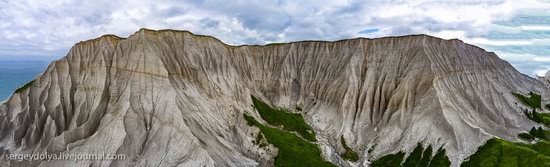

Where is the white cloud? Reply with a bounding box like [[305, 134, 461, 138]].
[[520, 25, 550, 30], [535, 66, 550, 77], [0, 0, 549, 76], [534, 56, 550, 62], [468, 38, 535, 46]]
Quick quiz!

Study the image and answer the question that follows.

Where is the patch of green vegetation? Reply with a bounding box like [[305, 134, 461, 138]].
[[14, 80, 34, 93], [524, 109, 550, 127], [532, 140, 550, 156], [541, 112, 550, 126], [243, 113, 335, 167], [513, 92, 542, 109], [430, 148, 452, 167], [514, 92, 550, 127], [519, 126, 550, 141], [529, 127, 550, 140], [371, 144, 450, 167], [513, 92, 550, 127], [402, 144, 426, 167], [461, 138, 550, 167], [546, 104, 550, 110], [417, 146, 433, 167], [251, 95, 316, 141], [371, 152, 405, 167], [340, 136, 359, 162], [266, 42, 285, 46]]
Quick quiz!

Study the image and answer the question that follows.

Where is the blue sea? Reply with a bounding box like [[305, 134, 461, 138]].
[[0, 61, 50, 101]]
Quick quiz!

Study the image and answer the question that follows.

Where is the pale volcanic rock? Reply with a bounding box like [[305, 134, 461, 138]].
[[540, 71, 550, 110], [0, 29, 547, 167]]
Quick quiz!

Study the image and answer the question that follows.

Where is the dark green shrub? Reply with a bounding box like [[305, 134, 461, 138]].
[[530, 127, 549, 140], [519, 132, 535, 141]]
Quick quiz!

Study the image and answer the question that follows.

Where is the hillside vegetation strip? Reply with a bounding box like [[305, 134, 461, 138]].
[[245, 96, 334, 167]]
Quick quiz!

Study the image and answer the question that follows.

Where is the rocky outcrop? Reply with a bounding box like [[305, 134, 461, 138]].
[[0, 29, 547, 167], [540, 71, 550, 109]]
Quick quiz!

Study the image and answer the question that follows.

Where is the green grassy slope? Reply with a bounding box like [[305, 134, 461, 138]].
[[461, 139, 550, 167], [513, 92, 550, 126], [512, 92, 541, 109], [245, 96, 335, 167], [251, 96, 317, 141]]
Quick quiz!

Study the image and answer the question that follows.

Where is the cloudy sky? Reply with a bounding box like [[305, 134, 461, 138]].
[[0, 0, 549, 76]]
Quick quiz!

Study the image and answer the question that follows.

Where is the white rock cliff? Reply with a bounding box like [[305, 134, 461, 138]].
[[0, 29, 547, 167]]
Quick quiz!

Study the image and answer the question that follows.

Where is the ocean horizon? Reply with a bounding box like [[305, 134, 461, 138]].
[[0, 61, 50, 101]]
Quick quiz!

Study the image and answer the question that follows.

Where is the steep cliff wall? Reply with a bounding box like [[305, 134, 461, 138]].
[[0, 29, 546, 167]]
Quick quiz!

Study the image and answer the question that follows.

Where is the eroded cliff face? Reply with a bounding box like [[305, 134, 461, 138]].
[[540, 71, 550, 106], [0, 29, 546, 167]]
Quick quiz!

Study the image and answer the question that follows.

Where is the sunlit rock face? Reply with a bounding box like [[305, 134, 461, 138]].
[[541, 71, 550, 107], [0, 29, 547, 167]]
